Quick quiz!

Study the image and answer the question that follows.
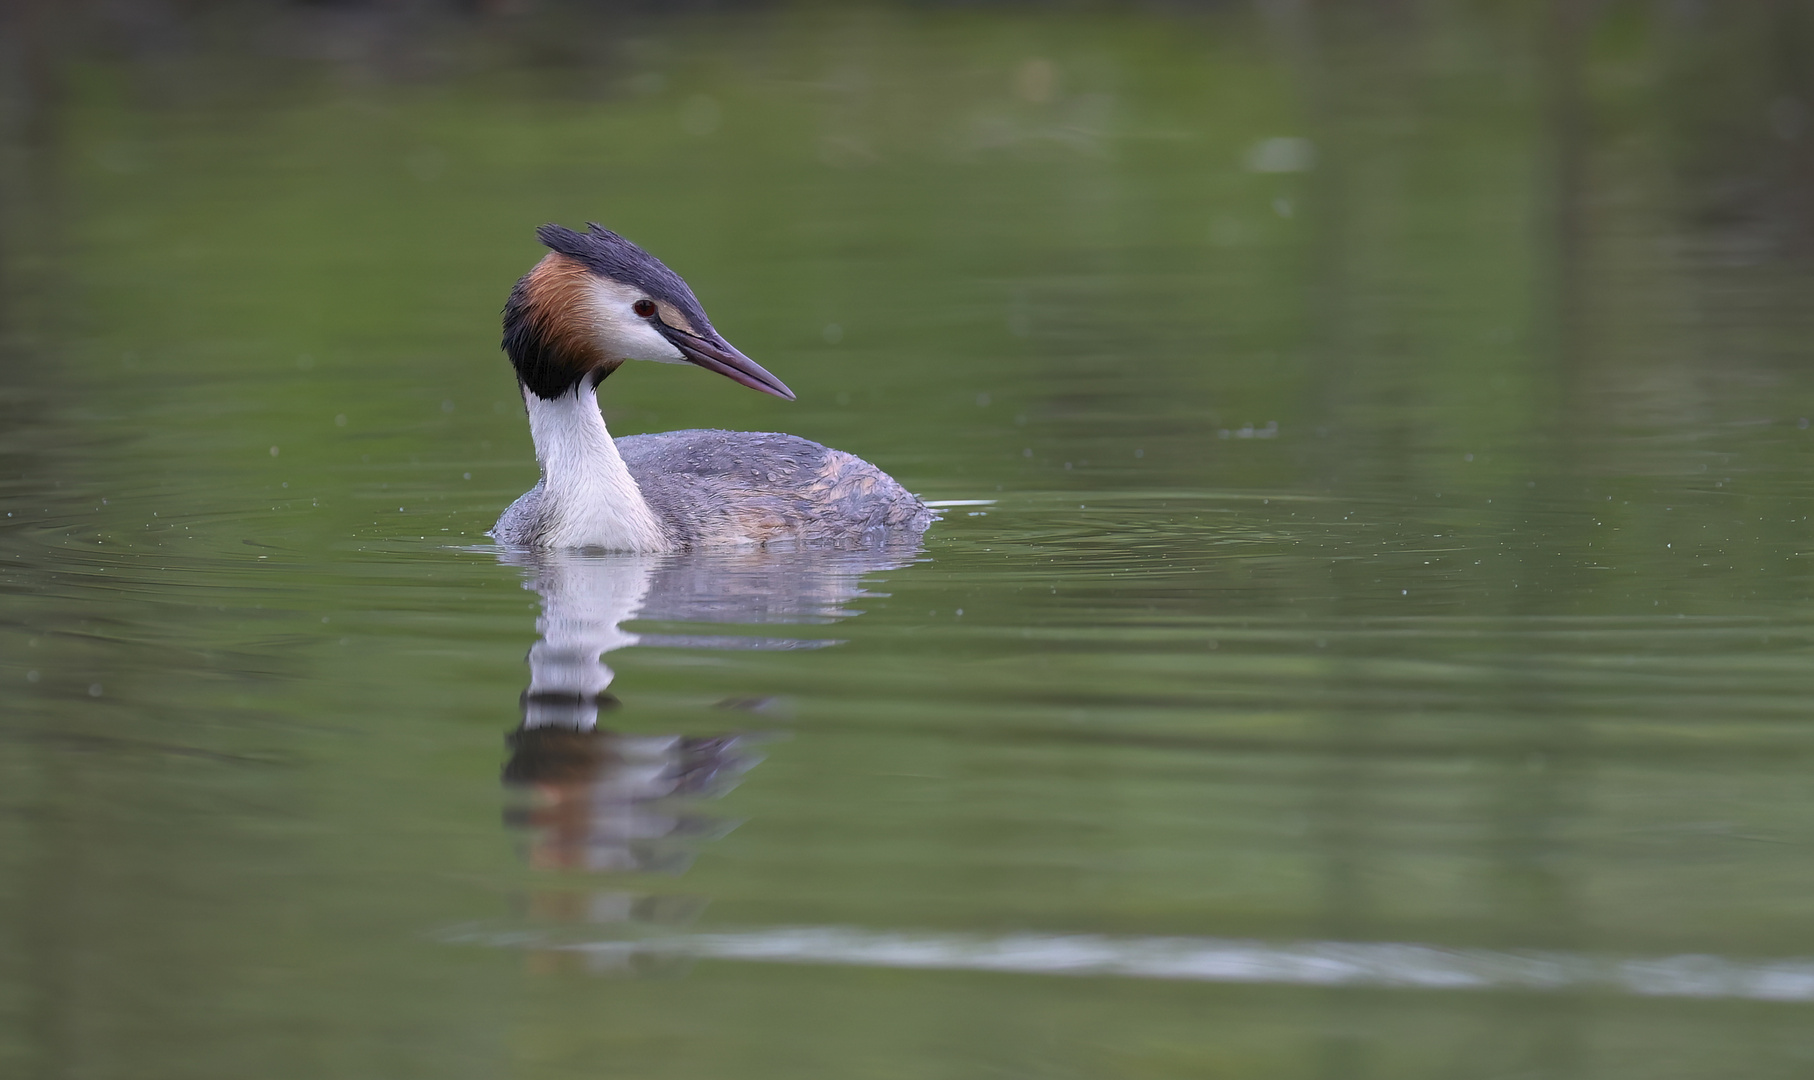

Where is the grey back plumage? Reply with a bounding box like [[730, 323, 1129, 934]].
[[619, 429, 932, 548]]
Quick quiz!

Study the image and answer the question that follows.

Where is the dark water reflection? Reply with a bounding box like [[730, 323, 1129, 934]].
[[7, 1, 1814, 1078], [497, 548, 912, 950]]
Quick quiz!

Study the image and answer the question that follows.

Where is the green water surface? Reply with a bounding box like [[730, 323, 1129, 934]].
[[6, 3, 1814, 1077]]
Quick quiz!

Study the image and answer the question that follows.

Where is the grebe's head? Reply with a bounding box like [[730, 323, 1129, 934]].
[[502, 222, 795, 402]]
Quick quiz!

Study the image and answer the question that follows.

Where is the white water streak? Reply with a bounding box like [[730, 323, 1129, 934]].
[[449, 924, 1814, 1001]]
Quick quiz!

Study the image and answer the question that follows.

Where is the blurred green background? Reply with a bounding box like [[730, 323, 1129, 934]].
[[5, 2, 1814, 1077]]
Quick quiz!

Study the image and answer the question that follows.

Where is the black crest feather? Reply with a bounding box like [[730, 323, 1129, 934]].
[[502, 223, 720, 400], [535, 223, 716, 336]]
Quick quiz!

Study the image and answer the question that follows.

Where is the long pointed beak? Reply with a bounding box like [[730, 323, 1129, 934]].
[[657, 324, 795, 401]]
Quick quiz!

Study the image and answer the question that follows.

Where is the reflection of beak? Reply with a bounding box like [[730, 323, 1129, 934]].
[[657, 324, 796, 401]]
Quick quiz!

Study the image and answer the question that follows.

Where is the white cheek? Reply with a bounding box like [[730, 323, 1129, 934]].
[[588, 279, 687, 364], [624, 319, 688, 364]]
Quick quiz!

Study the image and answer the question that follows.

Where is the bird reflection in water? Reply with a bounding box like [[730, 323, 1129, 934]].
[[496, 546, 918, 973]]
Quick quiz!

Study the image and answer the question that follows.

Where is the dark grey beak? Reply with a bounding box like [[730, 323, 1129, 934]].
[[657, 324, 795, 401]]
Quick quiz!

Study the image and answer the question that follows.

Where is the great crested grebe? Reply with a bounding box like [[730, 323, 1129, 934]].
[[491, 223, 931, 551]]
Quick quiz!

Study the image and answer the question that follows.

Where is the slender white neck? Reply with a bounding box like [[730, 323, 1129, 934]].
[[525, 387, 670, 552]]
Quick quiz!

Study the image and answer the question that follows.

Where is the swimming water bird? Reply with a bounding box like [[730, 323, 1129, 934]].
[[492, 223, 931, 551]]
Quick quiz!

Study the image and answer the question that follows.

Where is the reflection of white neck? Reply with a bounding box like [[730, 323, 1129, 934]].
[[524, 553, 661, 729], [525, 388, 670, 552]]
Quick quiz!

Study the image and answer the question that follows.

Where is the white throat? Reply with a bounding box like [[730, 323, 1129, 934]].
[[525, 387, 671, 552]]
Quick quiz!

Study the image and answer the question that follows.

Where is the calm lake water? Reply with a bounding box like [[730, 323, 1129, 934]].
[[6, 3, 1814, 1077]]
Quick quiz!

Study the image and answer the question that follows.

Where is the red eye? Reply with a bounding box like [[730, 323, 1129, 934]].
[[632, 299, 657, 318]]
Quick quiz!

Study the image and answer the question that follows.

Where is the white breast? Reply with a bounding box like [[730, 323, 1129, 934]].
[[524, 387, 673, 552]]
